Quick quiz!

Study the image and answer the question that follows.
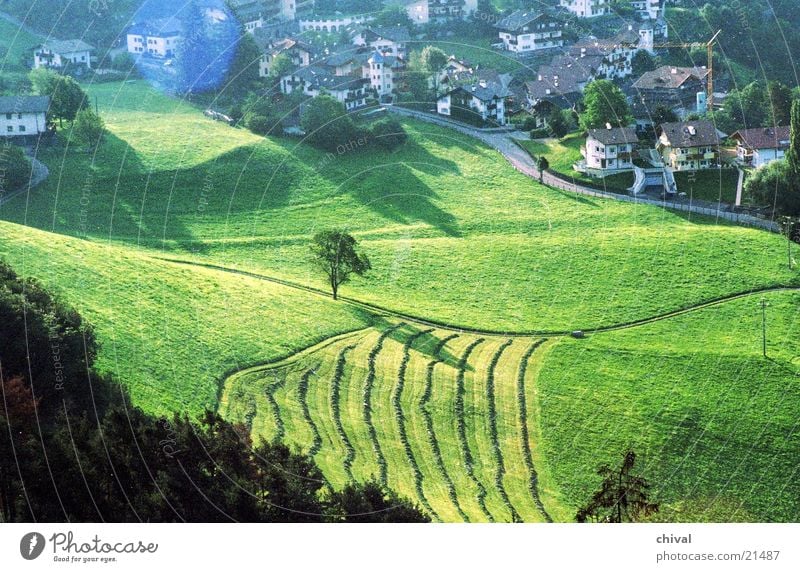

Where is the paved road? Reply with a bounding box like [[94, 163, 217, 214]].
[[387, 106, 780, 233]]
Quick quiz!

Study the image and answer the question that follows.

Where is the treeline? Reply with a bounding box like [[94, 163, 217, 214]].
[[668, 0, 800, 85], [0, 0, 142, 51], [0, 261, 428, 522]]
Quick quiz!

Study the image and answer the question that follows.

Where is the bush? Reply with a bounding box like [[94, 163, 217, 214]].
[[0, 144, 30, 192], [111, 52, 137, 74], [369, 118, 407, 150], [70, 108, 106, 148], [245, 113, 277, 136], [519, 116, 539, 131], [301, 95, 359, 152], [529, 127, 551, 139]]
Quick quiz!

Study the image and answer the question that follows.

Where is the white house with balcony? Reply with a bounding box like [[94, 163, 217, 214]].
[[579, 126, 639, 174], [494, 10, 563, 53], [630, 0, 665, 20], [353, 26, 410, 59], [33, 40, 94, 70], [280, 66, 368, 110], [657, 120, 723, 171], [0, 96, 50, 140], [437, 79, 508, 125], [559, 0, 610, 18], [731, 126, 791, 169]]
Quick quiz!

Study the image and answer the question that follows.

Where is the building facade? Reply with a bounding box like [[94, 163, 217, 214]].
[[731, 126, 791, 168], [495, 10, 564, 53], [559, 0, 610, 18], [657, 121, 722, 171], [0, 96, 50, 140], [581, 127, 639, 173], [127, 19, 182, 57], [33, 40, 94, 70]]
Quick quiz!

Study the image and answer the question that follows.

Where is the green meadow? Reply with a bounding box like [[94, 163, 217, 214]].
[[1, 79, 798, 521]]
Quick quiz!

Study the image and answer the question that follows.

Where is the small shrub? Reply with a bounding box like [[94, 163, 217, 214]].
[[369, 118, 407, 151]]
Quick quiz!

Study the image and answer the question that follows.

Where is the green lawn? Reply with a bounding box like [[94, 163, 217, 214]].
[[0, 220, 372, 416], [674, 169, 740, 204], [415, 36, 524, 75], [221, 322, 554, 522], [536, 290, 800, 522], [2, 81, 796, 335], [0, 18, 42, 87], [1, 78, 799, 522], [518, 133, 636, 193]]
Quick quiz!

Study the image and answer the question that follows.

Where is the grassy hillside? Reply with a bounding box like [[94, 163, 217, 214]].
[[536, 290, 800, 522], [221, 321, 556, 522], [0, 17, 42, 85], [0, 220, 372, 415], [221, 290, 800, 522], [2, 81, 797, 334]]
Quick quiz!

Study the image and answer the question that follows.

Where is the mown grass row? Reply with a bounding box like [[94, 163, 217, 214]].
[[331, 345, 358, 482], [516, 340, 552, 522], [363, 325, 403, 486], [393, 328, 439, 521], [485, 339, 521, 522], [298, 367, 323, 457], [454, 337, 493, 521], [421, 334, 469, 522], [265, 373, 285, 442]]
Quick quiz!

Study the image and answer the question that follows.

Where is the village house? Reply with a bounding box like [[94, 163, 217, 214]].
[[731, 126, 791, 169], [559, 0, 610, 18], [657, 120, 723, 171], [391, 0, 477, 26], [437, 79, 509, 125], [579, 126, 639, 174], [365, 51, 405, 99], [126, 18, 183, 58], [228, 0, 310, 31], [254, 33, 313, 77], [494, 10, 564, 53], [630, 0, 665, 20], [523, 58, 591, 127], [0, 96, 51, 140], [632, 65, 710, 117], [280, 66, 368, 110], [33, 40, 94, 70], [299, 14, 370, 33], [353, 26, 410, 59]]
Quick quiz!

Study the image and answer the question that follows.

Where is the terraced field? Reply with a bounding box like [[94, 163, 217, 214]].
[[220, 322, 554, 522]]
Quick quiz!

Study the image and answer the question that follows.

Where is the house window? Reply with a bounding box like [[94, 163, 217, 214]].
[[5, 113, 11, 120], [17, 113, 22, 119], [19, 126, 25, 132], [6, 126, 12, 132]]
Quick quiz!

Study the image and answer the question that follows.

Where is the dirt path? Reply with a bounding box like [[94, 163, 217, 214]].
[[156, 256, 800, 338]]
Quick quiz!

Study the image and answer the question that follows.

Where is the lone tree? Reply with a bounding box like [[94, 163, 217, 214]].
[[576, 450, 659, 523], [310, 230, 371, 300], [536, 156, 549, 183]]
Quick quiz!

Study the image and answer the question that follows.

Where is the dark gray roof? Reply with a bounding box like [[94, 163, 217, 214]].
[[587, 127, 639, 145], [446, 80, 509, 102], [0, 95, 50, 114], [37, 39, 94, 53], [731, 126, 791, 150], [632, 66, 709, 90], [288, 66, 366, 91], [494, 9, 556, 32], [363, 26, 410, 43], [128, 17, 183, 37], [658, 121, 722, 148]]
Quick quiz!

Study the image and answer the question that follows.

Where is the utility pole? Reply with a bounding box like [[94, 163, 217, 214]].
[[783, 216, 796, 270], [760, 298, 769, 358]]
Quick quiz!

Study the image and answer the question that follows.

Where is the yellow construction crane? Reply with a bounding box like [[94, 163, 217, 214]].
[[585, 30, 722, 109], [649, 30, 722, 109]]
